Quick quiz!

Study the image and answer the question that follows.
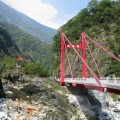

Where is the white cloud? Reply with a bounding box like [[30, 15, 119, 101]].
[[1, 0, 61, 29]]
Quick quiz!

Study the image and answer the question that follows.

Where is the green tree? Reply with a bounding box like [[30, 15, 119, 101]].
[[24, 63, 49, 77]]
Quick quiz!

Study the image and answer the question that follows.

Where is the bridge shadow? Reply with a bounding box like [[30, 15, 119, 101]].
[[67, 85, 102, 120]]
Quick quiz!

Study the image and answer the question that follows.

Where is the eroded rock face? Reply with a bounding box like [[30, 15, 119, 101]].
[[99, 97, 120, 120], [67, 86, 102, 120], [0, 78, 6, 98]]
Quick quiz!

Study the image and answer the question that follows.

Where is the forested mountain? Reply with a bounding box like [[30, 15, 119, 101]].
[[0, 0, 56, 44], [0, 25, 19, 58], [0, 21, 53, 69], [0, 24, 20, 74], [53, 0, 120, 77]]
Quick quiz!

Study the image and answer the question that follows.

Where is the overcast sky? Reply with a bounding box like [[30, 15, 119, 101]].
[[1, 0, 91, 29]]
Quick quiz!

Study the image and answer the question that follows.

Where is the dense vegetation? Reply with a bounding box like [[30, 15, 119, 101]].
[[0, 22, 53, 70], [0, 1, 55, 76], [0, 1, 56, 44], [0, 22, 52, 77], [24, 63, 49, 77], [0, 57, 17, 74], [0, 25, 19, 57], [0, 25, 19, 74], [52, 0, 120, 77]]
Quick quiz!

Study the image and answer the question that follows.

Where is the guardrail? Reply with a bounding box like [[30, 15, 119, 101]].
[[56, 77, 120, 87]]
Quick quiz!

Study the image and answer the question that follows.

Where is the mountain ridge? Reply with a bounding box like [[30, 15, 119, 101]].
[[0, 0, 56, 43]]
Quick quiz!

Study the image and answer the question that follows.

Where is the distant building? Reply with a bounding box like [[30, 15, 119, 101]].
[[16, 56, 24, 67]]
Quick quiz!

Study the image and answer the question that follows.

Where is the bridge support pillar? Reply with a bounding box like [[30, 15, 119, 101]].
[[82, 32, 87, 78], [60, 32, 65, 86]]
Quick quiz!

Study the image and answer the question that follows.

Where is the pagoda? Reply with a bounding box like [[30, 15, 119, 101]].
[[16, 56, 24, 67]]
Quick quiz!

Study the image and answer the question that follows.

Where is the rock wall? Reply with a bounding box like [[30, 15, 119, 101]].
[[88, 90, 107, 107], [67, 86, 102, 120]]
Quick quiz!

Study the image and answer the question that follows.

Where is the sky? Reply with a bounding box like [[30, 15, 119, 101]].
[[1, 0, 91, 29]]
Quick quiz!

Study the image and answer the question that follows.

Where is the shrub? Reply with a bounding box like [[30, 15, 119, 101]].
[[24, 63, 49, 77], [0, 57, 16, 74]]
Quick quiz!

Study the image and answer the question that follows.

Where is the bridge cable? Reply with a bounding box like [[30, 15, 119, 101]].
[[63, 33, 103, 87], [71, 49, 82, 77], [85, 33, 120, 63], [84, 37, 102, 77], [71, 50, 80, 70]]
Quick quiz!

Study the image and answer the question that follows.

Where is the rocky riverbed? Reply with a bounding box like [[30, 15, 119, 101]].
[[0, 71, 120, 120], [0, 75, 87, 120], [99, 99, 120, 120], [0, 95, 120, 120]]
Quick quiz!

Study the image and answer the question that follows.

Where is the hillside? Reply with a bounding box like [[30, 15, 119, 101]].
[[0, 0, 56, 44], [0, 24, 20, 74], [0, 21, 53, 69], [0, 24, 19, 58], [52, 0, 120, 77]]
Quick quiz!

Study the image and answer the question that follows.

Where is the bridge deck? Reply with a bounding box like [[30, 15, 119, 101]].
[[56, 78, 120, 94]]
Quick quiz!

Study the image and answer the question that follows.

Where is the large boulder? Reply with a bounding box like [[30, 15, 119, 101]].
[[3, 69, 25, 83]]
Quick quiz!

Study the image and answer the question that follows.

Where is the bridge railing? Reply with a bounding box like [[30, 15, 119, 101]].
[[105, 77, 120, 85], [63, 77, 120, 86]]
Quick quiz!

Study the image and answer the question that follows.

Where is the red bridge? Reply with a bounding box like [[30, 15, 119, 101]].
[[56, 32, 120, 95]]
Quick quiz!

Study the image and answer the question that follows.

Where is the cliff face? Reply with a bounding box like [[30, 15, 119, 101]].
[[67, 86, 102, 120]]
